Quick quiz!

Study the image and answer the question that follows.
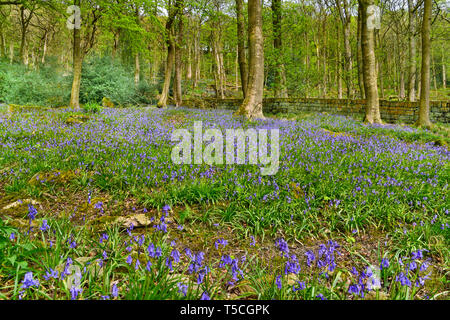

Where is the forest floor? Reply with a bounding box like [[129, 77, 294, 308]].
[[0, 106, 448, 300]]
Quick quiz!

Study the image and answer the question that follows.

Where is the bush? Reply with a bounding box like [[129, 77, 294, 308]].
[[80, 56, 157, 106], [0, 56, 159, 107], [0, 59, 72, 107], [83, 101, 102, 114]]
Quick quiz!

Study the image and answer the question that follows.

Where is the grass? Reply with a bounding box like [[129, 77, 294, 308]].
[[0, 106, 448, 300]]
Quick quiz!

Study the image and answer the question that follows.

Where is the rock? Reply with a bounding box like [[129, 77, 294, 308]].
[[287, 274, 298, 286], [116, 214, 153, 229], [2, 199, 40, 211], [65, 114, 90, 125], [102, 97, 114, 108]]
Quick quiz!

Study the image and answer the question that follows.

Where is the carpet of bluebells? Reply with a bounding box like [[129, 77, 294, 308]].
[[0, 106, 448, 300]]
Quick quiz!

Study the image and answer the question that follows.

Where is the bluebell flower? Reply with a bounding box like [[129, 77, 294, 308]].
[[292, 281, 306, 292], [111, 284, 118, 298], [275, 275, 282, 290], [380, 258, 389, 270], [21, 272, 39, 289], [39, 219, 49, 231], [200, 291, 210, 300], [214, 238, 228, 250], [178, 282, 188, 297]]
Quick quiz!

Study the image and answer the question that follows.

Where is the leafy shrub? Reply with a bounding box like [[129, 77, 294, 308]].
[[0, 56, 158, 107], [0, 59, 71, 107], [83, 101, 102, 114], [80, 56, 157, 106]]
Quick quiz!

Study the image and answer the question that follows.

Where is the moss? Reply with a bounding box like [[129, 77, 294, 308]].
[[28, 169, 81, 187]]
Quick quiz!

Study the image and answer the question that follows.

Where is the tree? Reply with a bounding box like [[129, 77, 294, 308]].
[[235, 0, 248, 98], [271, 0, 288, 98], [407, 0, 417, 102], [235, 0, 264, 119], [416, 0, 432, 127], [69, 0, 102, 109], [359, 0, 381, 124], [157, 0, 183, 108]]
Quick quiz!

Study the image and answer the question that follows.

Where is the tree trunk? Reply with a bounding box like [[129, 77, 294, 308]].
[[134, 53, 140, 86], [417, 0, 432, 127], [157, 0, 183, 108], [41, 31, 48, 64], [69, 2, 82, 110], [360, 0, 382, 124], [443, 47, 447, 89], [357, 5, 365, 98], [236, 0, 248, 98], [174, 16, 183, 106], [272, 0, 288, 98], [407, 0, 417, 102], [235, 0, 264, 119]]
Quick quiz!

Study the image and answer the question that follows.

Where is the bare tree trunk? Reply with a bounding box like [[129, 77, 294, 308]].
[[236, 0, 248, 98], [360, 0, 381, 124], [69, 6, 82, 110], [41, 31, 48, 64], [272, 0, 288, 98], [9, 41, 13, 63], [235, 0, 264, 119], [407, 0, 417, 102], [417, 0, 432, 127], [0, 30, 5, 59], [357, 5, 365, 98], [134, 53, 140, 86], [157, 0, 183, 108], [443, 46, 447, 89], [174, 16, 183, 106]]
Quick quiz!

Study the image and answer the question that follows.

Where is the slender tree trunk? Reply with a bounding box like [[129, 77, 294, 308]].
[[174, 16, 183, 106], [443, 47, 447, 89], [357, 5, 365, 98], [272, 0, 288, 98], [69, 2, 82, 110], [9, 41, 14, 64], [236, 0, 248, 98], [235, 0, 264, 119], [417, 0, 432, 127], [0, 30, 4, 59], [407, 0, 417, 102], [360, 0, 382, 124], [157, 0, 183, 108], [135, 53, 140, 86], [41, 31, 48, 64]]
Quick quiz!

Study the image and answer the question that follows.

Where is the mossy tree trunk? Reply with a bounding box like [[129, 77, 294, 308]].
[[360, 0, 382, 124], [235, 0, 264, 119], [416, 0, 432, 127]]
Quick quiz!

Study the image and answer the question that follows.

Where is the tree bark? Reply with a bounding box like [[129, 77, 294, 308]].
[[135, 53, 140, 86], [157, 0, 183, 108], [357, 5, 365, 98], [360, 0, 382, 124], [174, 15, 183, 106], [272, 0, 288, 98], [235, 0, 248, 98], [417, 0, 432, 127], [407, 0, 417, 102], [235, 0, 264, 119], [69, 7, 82, 110]]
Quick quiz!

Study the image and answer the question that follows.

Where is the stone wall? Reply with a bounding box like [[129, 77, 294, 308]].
[[183, 98, 450, 124]]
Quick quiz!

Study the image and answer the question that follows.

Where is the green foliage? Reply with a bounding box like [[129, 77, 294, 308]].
[[83, 102, 103, 114], [80, 56, 156, 106], [0, 59, 71, 107]]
